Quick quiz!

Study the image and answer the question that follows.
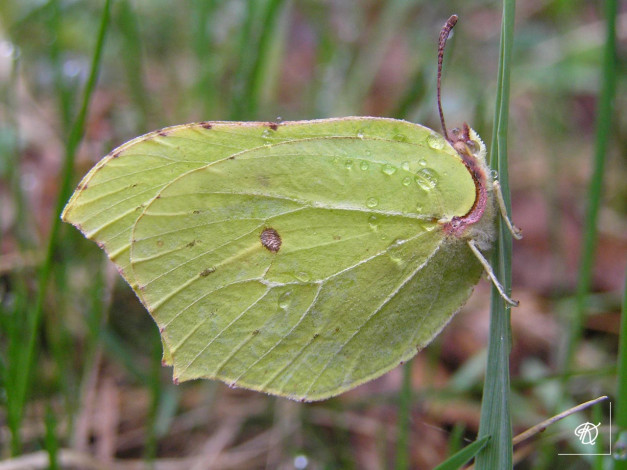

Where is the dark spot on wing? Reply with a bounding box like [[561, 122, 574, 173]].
[[228, 156, 235, 160], [269, 122, 278, 131], [200, 267, 216, 277], [157, 240, 164, 247], [193, 210, 200, 214], [200, 121, 213, 129], [158, 130, 168, 137], [260, 228, 281, 253], [111, 150, 121, 158], [252, 329, 260, 336], [186, 240, 196, 247]]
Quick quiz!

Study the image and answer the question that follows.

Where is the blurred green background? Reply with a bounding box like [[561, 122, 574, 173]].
[[0, 0, 625, 468]]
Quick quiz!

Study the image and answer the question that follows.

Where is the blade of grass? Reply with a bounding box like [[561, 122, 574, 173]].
[[339, 0, 415, 114], [44, 405, 59, 470], [474, 0, 516, 468], [394, 362, 412, 470], [191, 0, 220, 118], [117, 0, 151, 131], [433, 436, 490, 470], [561, 0, 617, 377], [48, 0, 73, 133], [7, 0, 112, 454], [617, 269, 627, 469], [229, 0, 287, 120]]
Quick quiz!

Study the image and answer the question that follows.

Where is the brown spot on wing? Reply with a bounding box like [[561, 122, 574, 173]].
[[260, 228, 281, 253]]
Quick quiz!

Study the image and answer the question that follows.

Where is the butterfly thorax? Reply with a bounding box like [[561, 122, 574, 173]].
[[441, 124, 496, 251]]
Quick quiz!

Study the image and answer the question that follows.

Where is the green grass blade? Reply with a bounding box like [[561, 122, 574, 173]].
[[117, 0, 151, 130], [8, 0, 112, 454], [339, 0, 415, 114], [617, 269, 627, 469], [229, 0, 287, 120], [475, 0, 516, 468], [191, 0, 220, 118], [394, 362, 412, 470], [44, 405, 59, 470], [562, 0, 617, 376], [48, 0, 73, 133], [433, 436, 490, 470]]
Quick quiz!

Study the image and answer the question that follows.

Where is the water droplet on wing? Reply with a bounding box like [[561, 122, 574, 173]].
[[278, 291, 292, 309], [426, 133, 445, 149], [381, 164, 397, 176], [366, 197, 379, 208], [415, 168, 439, 191]]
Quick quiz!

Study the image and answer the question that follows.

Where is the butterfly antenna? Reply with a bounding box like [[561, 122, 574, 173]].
[[437, 14, 458, 142]]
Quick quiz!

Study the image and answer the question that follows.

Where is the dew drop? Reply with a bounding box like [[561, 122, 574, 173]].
[[368, 215, 379, 230], [401, 161, 410, 171], [418, 158, 427, 166], [416, 204, 423, 212], [345, 159, 354, 169], [466, 139, 479, 153], [295, 271, 310, 282], [613, 432, 627, 461], [278, 291, 292, 309], [490, 169, 499, 180], [261, 129, 272, 140], [388, 252, 405, 268], [426, 133, 445, 149], [402, 176, 412, 186], [366, 197, 379, 208], [381, 164, 397, 176], [380, 234, 388, 240], [392, 133, 408, 142], [357, 129, 365, 139], [415, 168, 439, 191], [360, 161, 370, 171], [614, 446, 627, 461], [294, 455, 309, 470]]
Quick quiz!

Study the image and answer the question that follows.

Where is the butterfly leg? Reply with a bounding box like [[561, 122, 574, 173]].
[[493, 180, 523, 240], [467, 239, 519, 307]]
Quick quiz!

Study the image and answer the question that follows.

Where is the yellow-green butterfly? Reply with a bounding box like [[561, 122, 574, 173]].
[[62, 16, 520, 401]]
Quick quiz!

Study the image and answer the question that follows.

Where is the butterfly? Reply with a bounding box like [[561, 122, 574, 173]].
[[62, 15, 520, 401]]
